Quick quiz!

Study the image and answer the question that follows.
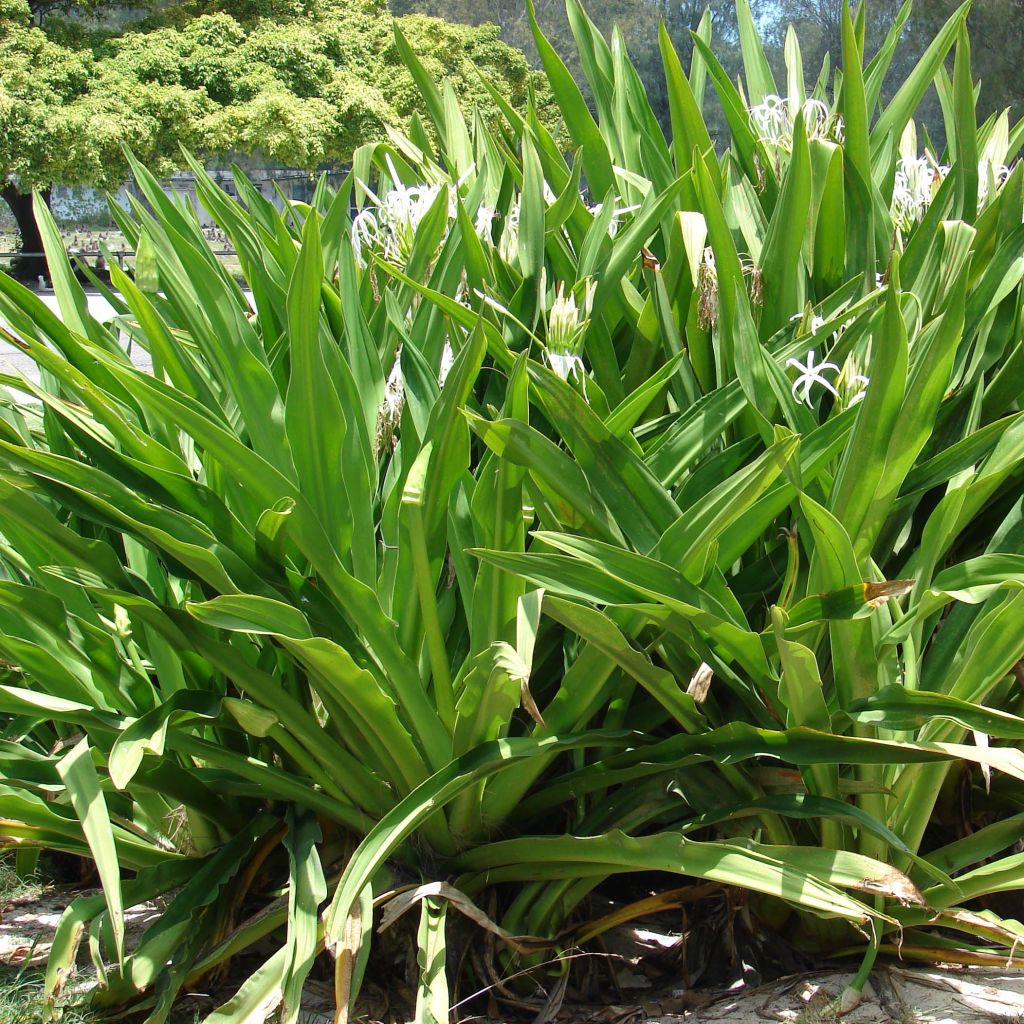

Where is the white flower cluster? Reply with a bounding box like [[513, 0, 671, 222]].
[[544, 279, 596, 391], [351, 153, 646, 278], [890, 154, 1012, 232], [352, 181, 439, 266], [749, 96, 844, 151], [787, 312, 869, 409], [978, 158, 1012, 205], [890, 155, 944, 233], [351, 158, 490, 268]]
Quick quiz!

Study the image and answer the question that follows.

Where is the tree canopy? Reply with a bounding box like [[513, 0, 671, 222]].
[[0, 0, 541, 265]]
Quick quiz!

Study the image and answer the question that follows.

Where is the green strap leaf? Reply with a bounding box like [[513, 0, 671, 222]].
[[281, 809, 327, 1024], [56, 737, 125, 964]]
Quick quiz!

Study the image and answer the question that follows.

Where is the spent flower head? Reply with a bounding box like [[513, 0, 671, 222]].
[[374, 352, 405, 456], [697, 247, 718, 329]]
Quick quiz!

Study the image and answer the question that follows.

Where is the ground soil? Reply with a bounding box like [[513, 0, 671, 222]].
[[2, 886, 1023, 1023]]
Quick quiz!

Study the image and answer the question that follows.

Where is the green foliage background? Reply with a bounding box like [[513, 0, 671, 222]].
[[0, 0, 542, 192]]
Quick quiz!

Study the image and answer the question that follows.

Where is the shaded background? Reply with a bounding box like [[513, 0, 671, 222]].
[[390, 0, 1022, 147]]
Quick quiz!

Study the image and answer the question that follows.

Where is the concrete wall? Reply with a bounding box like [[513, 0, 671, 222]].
[[50, 169, 330, 227]]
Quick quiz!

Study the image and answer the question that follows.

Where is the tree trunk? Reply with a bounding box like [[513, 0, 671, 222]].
[[2, 183, 51, 285]]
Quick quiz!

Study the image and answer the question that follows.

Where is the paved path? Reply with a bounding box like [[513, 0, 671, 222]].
[[0, 291, 153, 389]]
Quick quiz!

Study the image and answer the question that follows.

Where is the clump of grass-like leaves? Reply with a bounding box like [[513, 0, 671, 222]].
[[2, 0, 1024, 1020]]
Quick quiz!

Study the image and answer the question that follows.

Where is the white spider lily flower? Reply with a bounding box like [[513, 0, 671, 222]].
[[351, 208, 380, 268], [787, 349, 841, 406], [383, 353, 405, 422], [788, 347, 871, 408], [749, 95, 844, 151], [474, 204, 497, 240], [846, 373, 870, 405], [589, 199, 643, 238], [438, 341, 455, 388], [352, 177, 442, 265], [498, 199, 521, 265], [887, 154, 1006, 231], [978, 159, 1012, 205], [749, 95, 790, 147], [544, 279, 596, 391], [789, 312, 827, 336], [891, 155, 940, 232], [800, 98, 842, 141], [380, 182, 442, 262], [351, 158, 479, 268], [545, 350, 587, 383], [839, 353, 870, 406]]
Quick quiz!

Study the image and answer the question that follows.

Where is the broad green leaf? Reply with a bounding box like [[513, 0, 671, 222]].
[[658, 23, 716, 179], [281, 809, 327, 1024], [526, 0, 613, 198], [56, 738, 125, 963], [735, 0, 776, 105], [452, 831, 901, 920], [542, 595, 704, 731], [760, 113, 811, 336], [285, 211, 350, 555]]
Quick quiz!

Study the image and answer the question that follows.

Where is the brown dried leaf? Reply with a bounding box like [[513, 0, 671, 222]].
[[378, 882, 552, 956], [865, 579, 915, 607]]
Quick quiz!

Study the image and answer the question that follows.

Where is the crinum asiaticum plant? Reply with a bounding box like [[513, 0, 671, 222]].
[[3, 0, 1024, 1020]]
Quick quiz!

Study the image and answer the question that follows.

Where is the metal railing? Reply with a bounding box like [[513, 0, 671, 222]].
[[0, 250, 243, 289]]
